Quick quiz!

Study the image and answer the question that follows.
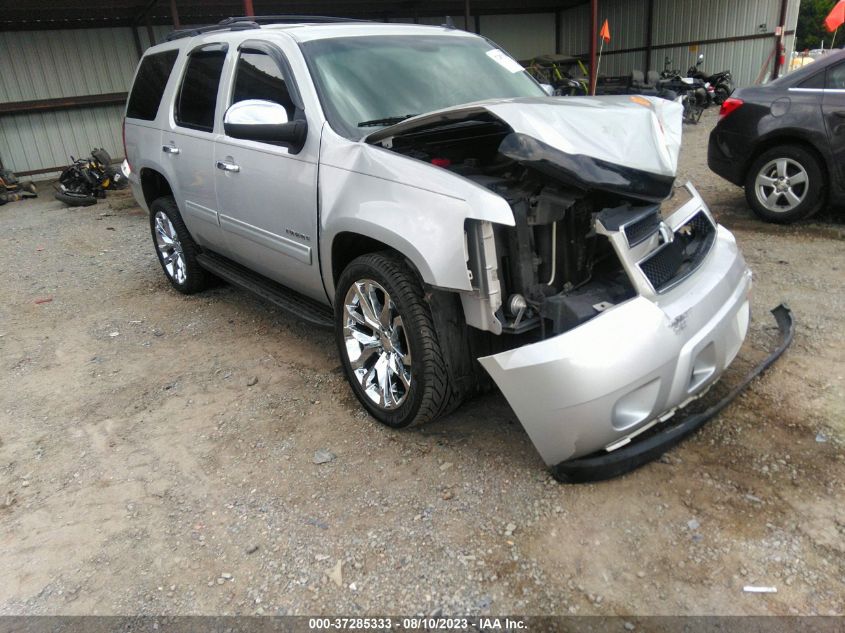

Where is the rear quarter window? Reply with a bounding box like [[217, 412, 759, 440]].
[[126, 50, 179, 121]]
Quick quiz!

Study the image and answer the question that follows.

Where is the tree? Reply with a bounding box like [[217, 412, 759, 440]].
[[796, 0, 838, 51]]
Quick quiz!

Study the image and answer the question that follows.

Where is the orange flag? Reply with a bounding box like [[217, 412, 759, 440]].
[[825, 0, 845, 32], [599, 19, 611, 43]]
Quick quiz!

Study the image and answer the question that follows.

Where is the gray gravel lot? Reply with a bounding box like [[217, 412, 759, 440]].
[[0, 109, 843, 616]]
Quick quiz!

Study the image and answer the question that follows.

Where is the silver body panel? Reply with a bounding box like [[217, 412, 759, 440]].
[[125, 24, 753, 467]]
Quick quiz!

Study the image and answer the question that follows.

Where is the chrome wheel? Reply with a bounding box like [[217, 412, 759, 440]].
[[754, 158, 809, 213], [154, 211, 187, 284], [342, 279, 412, 409]]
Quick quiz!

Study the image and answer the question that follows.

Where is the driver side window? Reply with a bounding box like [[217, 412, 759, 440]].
[[232, 50, 295, 120]]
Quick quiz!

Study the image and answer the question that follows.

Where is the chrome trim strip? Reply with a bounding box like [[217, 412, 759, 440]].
[[184, 201, 218, 226], [219, 214, 312, 265]]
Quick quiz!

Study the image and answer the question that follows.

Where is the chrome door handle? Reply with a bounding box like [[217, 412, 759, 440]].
[[162, 145, 180, 154], [216, 160, 240, 173]]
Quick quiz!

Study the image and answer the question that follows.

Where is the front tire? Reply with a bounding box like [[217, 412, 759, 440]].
[[335, 252, 461, 428], [744, 145, 825, 224], [149, 196, 210, 294]]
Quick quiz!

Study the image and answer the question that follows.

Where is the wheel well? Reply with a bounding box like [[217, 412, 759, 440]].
[[331, 232, 396, 288], [140, 168, 173, 208], [746, 137, 829, 188]]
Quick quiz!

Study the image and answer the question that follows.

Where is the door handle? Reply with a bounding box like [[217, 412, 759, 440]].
[[216, 160, 240, 173], [162, 145, 180, 154]]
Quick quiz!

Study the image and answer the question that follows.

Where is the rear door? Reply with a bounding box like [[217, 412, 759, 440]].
[[124, 50, 179, 210], [821, 61, 845, 187], [165, 43, 228, 252], [213, 41, 323, 299]]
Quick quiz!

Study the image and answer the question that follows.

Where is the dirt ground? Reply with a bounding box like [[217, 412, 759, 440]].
[[1, 109, 843, 617]]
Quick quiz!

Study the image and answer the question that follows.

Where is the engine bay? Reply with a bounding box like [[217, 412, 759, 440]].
[[376, 115, 662, 338]]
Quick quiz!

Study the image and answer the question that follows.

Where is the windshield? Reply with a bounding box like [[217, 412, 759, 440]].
[[300, 34, 545, 139]]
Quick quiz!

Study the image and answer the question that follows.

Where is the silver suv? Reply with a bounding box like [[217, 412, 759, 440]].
[[124, 17, 789, 481]]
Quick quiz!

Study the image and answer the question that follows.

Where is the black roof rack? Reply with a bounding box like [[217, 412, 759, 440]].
[[166, 20, 259, 41], [165, 15, 367, 41], [224, 15, 368, 24]]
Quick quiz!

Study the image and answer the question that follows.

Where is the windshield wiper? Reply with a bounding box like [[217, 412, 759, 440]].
[[357, 114, 419, 127]]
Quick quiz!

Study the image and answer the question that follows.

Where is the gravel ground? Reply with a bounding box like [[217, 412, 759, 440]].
[[1, 109, 843, 616]]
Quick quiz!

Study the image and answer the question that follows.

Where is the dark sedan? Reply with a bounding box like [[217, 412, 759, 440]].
[[708, 49, 845, 223]]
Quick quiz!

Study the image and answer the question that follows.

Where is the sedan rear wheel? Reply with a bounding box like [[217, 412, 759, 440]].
[[745, 145, 825, 224]]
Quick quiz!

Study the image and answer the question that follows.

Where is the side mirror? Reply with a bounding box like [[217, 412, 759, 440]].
[[697, 54, 704, 65], [223, 99, 307, 152], [540, 83, 555, 96]]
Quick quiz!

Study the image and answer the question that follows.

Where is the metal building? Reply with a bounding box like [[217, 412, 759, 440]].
[[0, 0, 800, 179]]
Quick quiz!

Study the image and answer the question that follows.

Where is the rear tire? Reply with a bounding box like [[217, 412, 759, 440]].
[[335, 252, 462, 429], [54, 190, 96, 207], [149, 196, 211, 294], [744, 145, 825, 224]]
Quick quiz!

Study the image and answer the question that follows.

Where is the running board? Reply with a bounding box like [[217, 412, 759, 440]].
[[196, 252, 334, 329]]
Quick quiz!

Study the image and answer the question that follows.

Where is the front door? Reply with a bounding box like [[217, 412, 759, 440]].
[[214, 43, 323, 301]]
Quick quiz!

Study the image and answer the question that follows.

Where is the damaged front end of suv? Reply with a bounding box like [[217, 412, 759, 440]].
[[353, 95, 792, 481]]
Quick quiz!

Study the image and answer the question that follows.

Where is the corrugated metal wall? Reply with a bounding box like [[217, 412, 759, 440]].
[[1, 1, 800, 177], [0, 25, 169, 179], [553, 0, 800, 86]]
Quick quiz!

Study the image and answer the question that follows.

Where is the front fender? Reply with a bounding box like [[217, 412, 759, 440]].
[[319, 129, 514, 297]]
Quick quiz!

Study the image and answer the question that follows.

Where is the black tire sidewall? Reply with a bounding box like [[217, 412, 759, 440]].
[[149, 197, 208, 294], [54, 191, 97, 207], [334, 254, 433, 428], [745, 145, 825, 224]]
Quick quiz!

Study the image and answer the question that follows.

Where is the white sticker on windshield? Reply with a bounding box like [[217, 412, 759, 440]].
[[486, 49, 524, 73]]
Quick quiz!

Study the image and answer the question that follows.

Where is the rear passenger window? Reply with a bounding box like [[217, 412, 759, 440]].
[[127, 51, 178, 120], [232, 50, 295, 120], [176, 48, 226, 132]]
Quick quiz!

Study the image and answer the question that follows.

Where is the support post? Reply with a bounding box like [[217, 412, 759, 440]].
[[244, 0, 255, 18], [145, 15, 155, 47], [132, 25, 143, 58], [771, 0, 789, 80], [170, 0, 180, 29], [555, 9, 562, 54], [589, 0, 598, 94], [474, 14, 481, 34], [644, 0, 654, 71], [464, 0, 471, 32]]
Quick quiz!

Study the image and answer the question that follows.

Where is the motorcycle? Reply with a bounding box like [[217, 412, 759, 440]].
[[687, 54, 735, 105], [54, 148, 128, 207], [659, 58, 708, 124]]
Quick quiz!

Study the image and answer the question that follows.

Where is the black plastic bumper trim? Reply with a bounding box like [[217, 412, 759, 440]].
[[551, 303, 794, 484]]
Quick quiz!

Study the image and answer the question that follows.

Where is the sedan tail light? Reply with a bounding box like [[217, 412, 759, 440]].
[[719, 97, 744, 120]]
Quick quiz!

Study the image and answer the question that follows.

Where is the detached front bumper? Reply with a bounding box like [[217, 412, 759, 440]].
[[478, 190, 789, 479]]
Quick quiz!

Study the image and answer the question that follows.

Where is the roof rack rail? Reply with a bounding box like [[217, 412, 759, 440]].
[[165, 15, 367, 42], [166, 20, 259, 41], [221, 15, 368, 25]]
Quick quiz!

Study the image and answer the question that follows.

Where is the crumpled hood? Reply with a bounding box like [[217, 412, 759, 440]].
[[365, 95, 683, 179]]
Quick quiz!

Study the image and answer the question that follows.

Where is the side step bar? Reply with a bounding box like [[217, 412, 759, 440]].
[[552, 304, 795, 484], [196, 252, 334, 329]]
